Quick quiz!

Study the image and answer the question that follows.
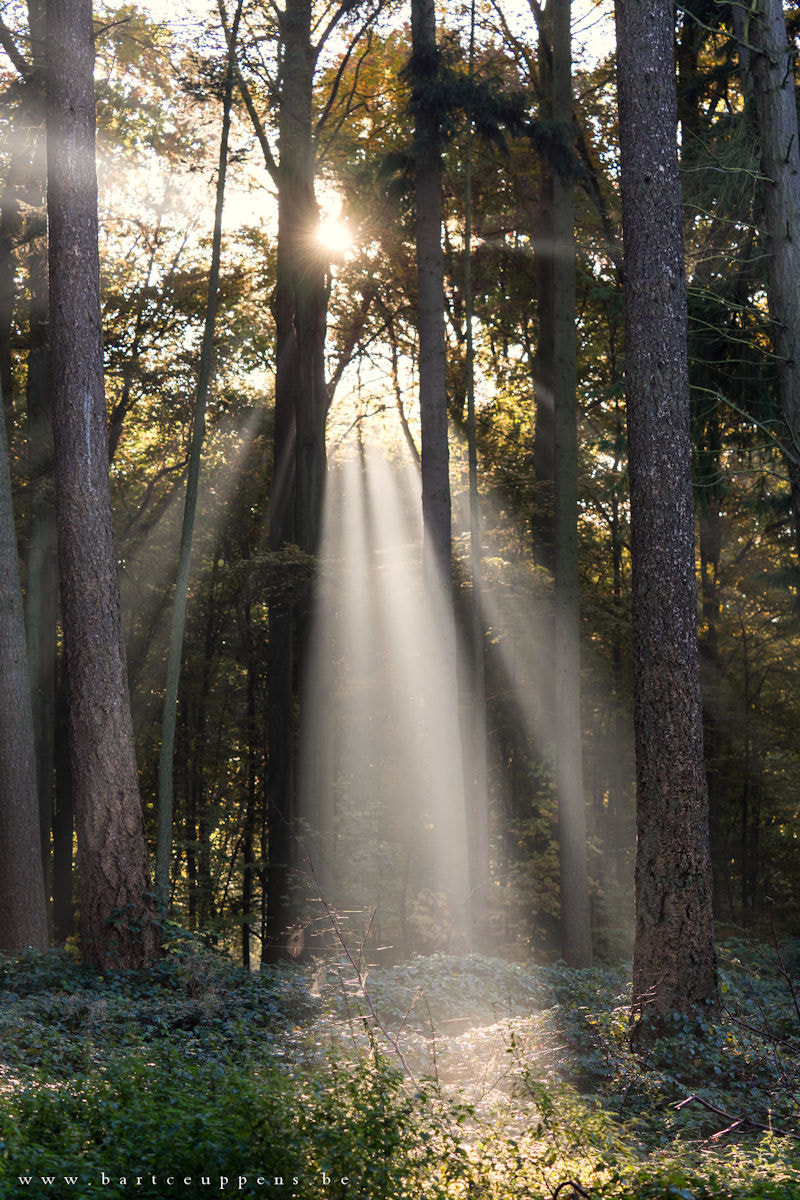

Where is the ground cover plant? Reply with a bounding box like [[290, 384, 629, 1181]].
[[0, 935, 798, 1200]]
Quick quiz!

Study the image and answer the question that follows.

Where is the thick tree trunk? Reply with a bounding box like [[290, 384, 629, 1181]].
[[0, 378, 48, 953], [46, 0, 158, 969], [615, 0, 718, 1037], [734, 0, 800, 580], [275, 0, 327, 558], [265, 0, 325, 958], [552, 0, 591, 967]]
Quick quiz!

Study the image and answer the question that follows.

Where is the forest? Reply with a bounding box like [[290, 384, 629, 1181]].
[[1, 0, 800, 1195]]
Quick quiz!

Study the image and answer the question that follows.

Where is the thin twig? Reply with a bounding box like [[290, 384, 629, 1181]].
[[726, 1011, 800, 1054], [767, 898, 800, 1027], [674, 1093, 800, 1141], [303, 851, 416, 1082], [420, 992, 441, 1086]]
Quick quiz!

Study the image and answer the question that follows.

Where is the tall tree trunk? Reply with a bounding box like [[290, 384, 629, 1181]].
[[156, 0, 242, 906], [242, 596, 257, 969], [264, 0, 313, 960], [0, 378, 48, 953], [462, 0, 490, 945], [608, 371, 631, 889], [411, 0, 452, 576], [695, 396, 727, 916], [23, 0, 57, 885], [410, 0, 470, 937], [552, 0, 591, 967], [0, 172, 20, 434], [615, 0, 718, 1038], [733, 0, 800, 584], [51, 674, 75, 942], [46, 0, 158, 969], [532, 4, 556, 574], [264, 0, 330, 958]]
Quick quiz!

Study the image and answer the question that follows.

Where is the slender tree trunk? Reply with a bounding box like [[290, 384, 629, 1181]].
[[51, 675, 74, 942], [412, 0, 452, 575], [615, 0, 718, 1037], [185, 561, 220, 928], [462, 0, 490, 945], [265, 597, 295, 956], [46, 0, 158, 969], [532, 3, 556, 574], [410, 0, 470, 938], [23, 0, 57, 883], [552, 0, 591, 967], [733, 0, 800, 582], [0, 378, 48, 952], [156, 0, 243, 905], [242, 596, 257, 969], [696, 399, 726, 916], [609, 379, 631, 888], [0, 173, 19, 434]]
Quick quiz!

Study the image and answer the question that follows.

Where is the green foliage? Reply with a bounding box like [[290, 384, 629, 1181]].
[[1, 944, 798, 1199]]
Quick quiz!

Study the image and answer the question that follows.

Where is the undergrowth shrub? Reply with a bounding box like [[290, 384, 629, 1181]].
[[0, 940, 799, 1199], [0, 1050, 455, 1200]]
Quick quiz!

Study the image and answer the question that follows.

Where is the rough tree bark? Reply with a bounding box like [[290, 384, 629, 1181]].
[[615, 0, 718, 1037], [46, 0, 158, 969]]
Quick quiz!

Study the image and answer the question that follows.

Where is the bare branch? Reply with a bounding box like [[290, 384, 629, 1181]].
[[303, 849, 417, 1082], [674, 1093, 800, 1141], [217, 0, 279, 184], [326, 283, 377, 397], [315, 23, 373, 137], [0, 16, 30, 79], [314, 0, 382, 60], [767, 898, 800, 1027], [92, 16, 133, 42]]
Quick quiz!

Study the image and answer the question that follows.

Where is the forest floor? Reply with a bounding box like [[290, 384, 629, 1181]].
[[0, 936, 798, 1199]]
